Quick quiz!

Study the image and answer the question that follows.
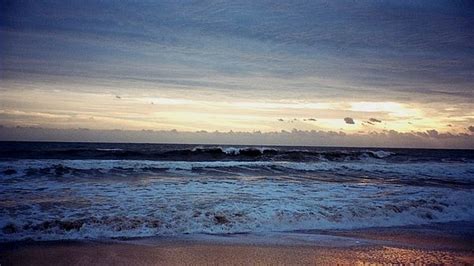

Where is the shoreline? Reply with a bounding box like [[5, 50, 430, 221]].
[[1, 222, 473, 265]]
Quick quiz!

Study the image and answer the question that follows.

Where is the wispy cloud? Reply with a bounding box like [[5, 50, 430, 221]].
[[2, 1, 473, 102]]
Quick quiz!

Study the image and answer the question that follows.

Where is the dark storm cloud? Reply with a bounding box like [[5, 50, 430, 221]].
[[469, 126, 474, 132], [344, 117, 355, 124], [369, 118, 382, 123]]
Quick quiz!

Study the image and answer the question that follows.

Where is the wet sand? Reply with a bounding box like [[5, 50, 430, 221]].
[[1, 222, 473, 265], [1, 241, 473, 265]]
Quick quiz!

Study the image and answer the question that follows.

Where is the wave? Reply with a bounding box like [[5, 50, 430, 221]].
[[1, 183, 472, 242], [190, 146, 395, 159], [0, 145, 400, 162], [1, 159, 473, 188]]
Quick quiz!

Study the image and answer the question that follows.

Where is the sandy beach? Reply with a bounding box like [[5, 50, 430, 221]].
[[1, 222, 473, 265], [1, 239, 473, 265]]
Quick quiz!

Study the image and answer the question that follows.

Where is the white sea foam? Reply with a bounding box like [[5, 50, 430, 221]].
[[366, 150, 395, 158], [0, 175, 473, 241], [192, 146, 277, 155], [1, 159, 473, 241], [96, 148, 124, 152]]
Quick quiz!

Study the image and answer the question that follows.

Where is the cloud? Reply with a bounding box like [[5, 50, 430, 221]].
[[426, 129, 439, 138], [369, 118, 382, 123], [1, 0, 473, 146], [1, 1, 473, 106], [0, 126, 472, 149], [278, 118, 284, 122], [469, 126, 474, 133], [344, 117, 355, 124]]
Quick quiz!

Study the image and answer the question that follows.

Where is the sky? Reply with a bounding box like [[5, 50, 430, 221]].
[[0, 0, 473, 147]]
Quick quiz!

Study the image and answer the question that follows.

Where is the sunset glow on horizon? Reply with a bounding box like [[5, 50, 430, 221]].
[[0, 85, 471, 134]]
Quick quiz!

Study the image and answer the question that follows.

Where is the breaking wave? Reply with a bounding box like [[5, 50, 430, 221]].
[[1, 179, 473, 242], [0, 145, 402, 162]]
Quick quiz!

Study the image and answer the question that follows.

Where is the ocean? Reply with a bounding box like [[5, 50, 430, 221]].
[[0, 141, 473, 242]]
